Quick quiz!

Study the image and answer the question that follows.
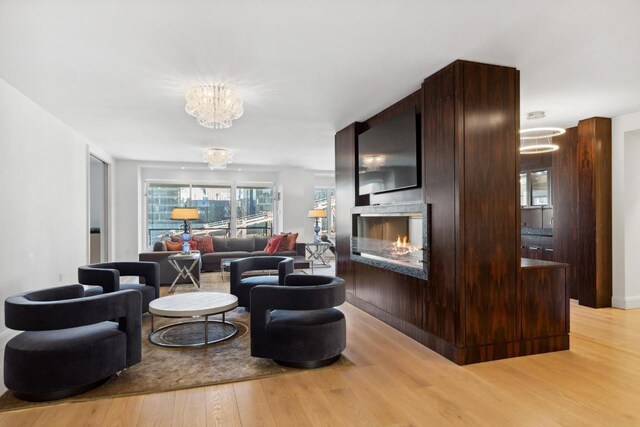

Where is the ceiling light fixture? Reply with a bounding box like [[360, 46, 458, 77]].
[[185, 84, 244, 129], [519, 127, 566, 140], [203, 147, 233, 169], [519, 137, 560, 155]]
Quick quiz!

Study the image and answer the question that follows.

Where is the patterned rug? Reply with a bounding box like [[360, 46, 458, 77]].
[[0, 272, 352, 411]]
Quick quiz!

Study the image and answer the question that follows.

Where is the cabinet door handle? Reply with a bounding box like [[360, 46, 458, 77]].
[[529, 246, 539, 250]]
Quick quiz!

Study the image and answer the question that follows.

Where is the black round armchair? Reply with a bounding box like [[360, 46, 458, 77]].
[[250, 274, 346, 368], [230, 256, 293, 310], [78, 261, 160, 313], [4, 285, 142, 401]]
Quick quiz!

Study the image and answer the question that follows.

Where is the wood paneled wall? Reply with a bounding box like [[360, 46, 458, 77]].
[[553, 127, 579, 298], [577, 117, 612, 307], [459, 62, 519, 347]]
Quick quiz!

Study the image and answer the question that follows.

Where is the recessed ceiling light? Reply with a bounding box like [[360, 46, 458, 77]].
[[238, 168, 243, 171], [181, 166, 185, 170]]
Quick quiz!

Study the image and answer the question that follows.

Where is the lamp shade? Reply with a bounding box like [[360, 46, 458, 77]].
[[307, 209, 327, 218], [170, 207, 200, 221]]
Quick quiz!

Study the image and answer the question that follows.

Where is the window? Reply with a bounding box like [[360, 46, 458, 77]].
[[314, 188, 336, 237], [530, 170, 549, 206], [236, 186, 274, 237], [146, 184, 231, 246], [520, 169, 551, 208]]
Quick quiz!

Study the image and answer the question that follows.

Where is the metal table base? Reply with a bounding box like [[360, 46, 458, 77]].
[[149, 312, 237, 348]]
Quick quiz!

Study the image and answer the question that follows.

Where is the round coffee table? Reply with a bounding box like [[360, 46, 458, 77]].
[[148, 292, 238, 348]]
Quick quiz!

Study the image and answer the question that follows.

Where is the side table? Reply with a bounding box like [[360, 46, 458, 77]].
[[168, 251, 201, 292], [305, 242, 332, 268]]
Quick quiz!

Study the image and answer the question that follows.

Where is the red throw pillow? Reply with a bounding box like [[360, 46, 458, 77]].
[[189, 240, 198, 251], [279, 232, 298, 251], [192, 235, 214, 254], [165, 240, 183, 251], [264, 235, 284, 255]]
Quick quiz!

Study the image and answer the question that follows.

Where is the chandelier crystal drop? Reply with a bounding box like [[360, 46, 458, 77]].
[[203, 147, 233, 169], [185, 84, 244, 129]]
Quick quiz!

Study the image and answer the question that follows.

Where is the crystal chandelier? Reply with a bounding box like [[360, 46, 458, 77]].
[[185, 84, 244, 129], [203, 148, 233, 169]]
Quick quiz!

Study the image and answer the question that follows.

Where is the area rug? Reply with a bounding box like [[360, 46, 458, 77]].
[[0, 273, 352, 411]]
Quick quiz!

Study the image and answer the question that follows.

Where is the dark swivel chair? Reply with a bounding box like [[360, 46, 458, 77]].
[[4, 285, 141, 401], [229, 256, 293, 310], [250, 274, 346, 368], [78, 261, 160, 313]]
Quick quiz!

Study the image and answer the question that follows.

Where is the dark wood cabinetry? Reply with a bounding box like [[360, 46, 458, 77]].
[[336, 60, 569, 365], [521, 259, 569, 341], [521, 235, 553, 260]]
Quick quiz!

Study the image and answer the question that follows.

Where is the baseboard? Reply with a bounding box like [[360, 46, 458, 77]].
[[0, 327, 19, 395], [612, 295, 640, 309]]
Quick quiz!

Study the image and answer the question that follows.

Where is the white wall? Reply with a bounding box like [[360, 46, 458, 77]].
[[112, 161, 327, 260], [278, 168, 315, 243], [0, 78, 91, 384], [612, 111, 640, 308]]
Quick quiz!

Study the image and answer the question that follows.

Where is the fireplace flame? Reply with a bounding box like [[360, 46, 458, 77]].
[[395, 236, 409, 247]]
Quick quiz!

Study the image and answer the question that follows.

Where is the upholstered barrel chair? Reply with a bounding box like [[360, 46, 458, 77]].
[[229, 256, 294, 310], [78, 261, 160, 313], [4, 285, 141, 401], [250, 274, 346, 368]]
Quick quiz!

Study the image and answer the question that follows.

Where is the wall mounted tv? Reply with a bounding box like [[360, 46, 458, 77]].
[[357, 107, 421, 196]]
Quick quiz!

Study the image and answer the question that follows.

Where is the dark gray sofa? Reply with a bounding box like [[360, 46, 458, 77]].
[[139, 236, 305, 285]]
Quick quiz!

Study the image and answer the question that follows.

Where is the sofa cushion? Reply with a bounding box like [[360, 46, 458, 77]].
[[264, 235, 284, 255], [240, 276, 280, 287], [226, 238, 256, 252], [279, 232, 298, 251], [212, 237, 229, 252], [165, 241, 183, 251], [153, 241, 167, 251], [254, 237, 269, 249], [193, 235, 214, 253]]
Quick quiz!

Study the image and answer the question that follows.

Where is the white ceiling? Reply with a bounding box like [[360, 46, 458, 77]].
[[1, 0, 639, 171]]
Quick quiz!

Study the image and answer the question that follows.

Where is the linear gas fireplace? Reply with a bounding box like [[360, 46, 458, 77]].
[[351, 203, 429, 280]]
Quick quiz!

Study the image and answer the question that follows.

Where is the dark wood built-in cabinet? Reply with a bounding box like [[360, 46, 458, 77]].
[[335, 60, 570, 364], [521, 259, 569, 342]]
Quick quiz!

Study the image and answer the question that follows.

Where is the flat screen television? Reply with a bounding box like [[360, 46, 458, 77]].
[[357, 107, 420, 196]]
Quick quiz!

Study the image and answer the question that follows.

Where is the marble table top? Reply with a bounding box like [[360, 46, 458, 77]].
[[149, 292, 238, 317]]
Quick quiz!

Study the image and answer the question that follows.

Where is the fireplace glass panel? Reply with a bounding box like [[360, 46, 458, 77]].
[[352, 213, 424, 269]]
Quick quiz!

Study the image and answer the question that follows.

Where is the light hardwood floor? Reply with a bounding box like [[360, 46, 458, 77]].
[[1, 300, 640, 426]]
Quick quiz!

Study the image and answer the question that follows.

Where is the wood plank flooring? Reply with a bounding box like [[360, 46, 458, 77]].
[[1, 300, 640, 426]]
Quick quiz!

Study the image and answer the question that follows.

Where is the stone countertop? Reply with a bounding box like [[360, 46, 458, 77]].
[[521, 258, 568, 269], [521, 227, 553, 237]]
